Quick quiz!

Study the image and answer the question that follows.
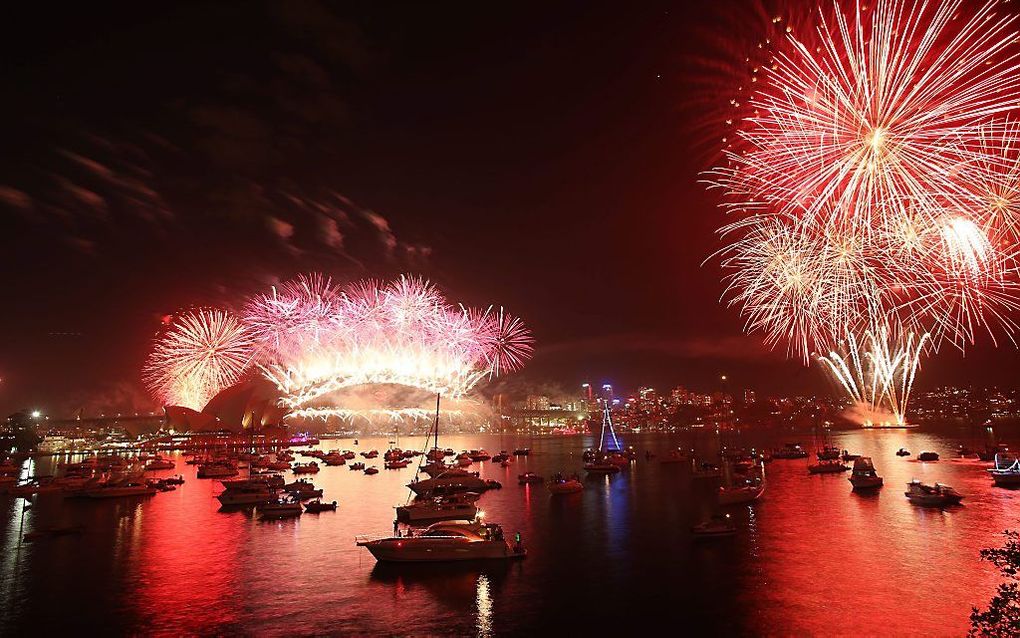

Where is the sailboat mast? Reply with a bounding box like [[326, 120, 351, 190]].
[[434, 392, 441, 451]]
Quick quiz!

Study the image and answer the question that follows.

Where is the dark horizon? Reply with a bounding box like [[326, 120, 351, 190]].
[[1, 1, 1017, 418]]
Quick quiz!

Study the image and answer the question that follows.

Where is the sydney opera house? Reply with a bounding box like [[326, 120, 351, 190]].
[[162, 378, 291, 441]]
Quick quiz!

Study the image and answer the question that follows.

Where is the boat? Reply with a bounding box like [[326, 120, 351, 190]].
[[772, 443, 809, 460], [407, 473, 492, 496], [385, 459, 410, 469], [468, 449, 492, 462], [396, 492, 480, 524], [8, 478, 66, 497], [848, 457, 883, 490], [492, 451, 510, 463], [841, 450, 861, 462], [292, 462, 320, 474], [547, 473, 583, 494], [322, 452, 346, 466], [517, 472, 544, 485], [284, 479, 323, 498], [816, 445, 841, 461], [350, 462, 366, 471], [144, 458, 175, 471], [197, 462, 239, 479], [258, 498, 303, 519], [357, 520, 525, 562], [364, 467, 379, 475], [146, 478, 176, 492], [583, 461, 621, 475], [896, 448, 911, 457], [918, 451, 940, 462], [904, 480, 964, 506], [692, 514, 736, 537], [513, 448, 531, 457], [361, 450, 379, 459], [164, 475, 185, 485], [987, 454, 1020, 487], [217, 478, 277, 506], [304, 499, 338, 513], [84, 480, 158, 499], [691, 459, 722, 479], [808, 460, 850, 474], [718, 478, 765, 505]]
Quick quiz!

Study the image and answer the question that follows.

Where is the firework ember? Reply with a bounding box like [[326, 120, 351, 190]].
[[251, 275, 532, 413], [705, 0, 1020, 424], [817, 326, 928, 427], [143, 309, 255, 410], [145, 274, 533, 417]]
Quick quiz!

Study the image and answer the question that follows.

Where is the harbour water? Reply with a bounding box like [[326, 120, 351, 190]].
[[0, 428, 1014, 636]]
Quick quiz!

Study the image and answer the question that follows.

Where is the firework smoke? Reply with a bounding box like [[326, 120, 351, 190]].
[[145, 274, 533, 420]]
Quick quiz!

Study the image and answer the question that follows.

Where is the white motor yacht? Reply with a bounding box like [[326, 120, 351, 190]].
[[904, 480, 964, 506], [407, 474, 490, 496], [849, 457, 883, 490], [84, 480, 158, 498], [357, 520, 525, 562], [988, 454, 1020, 487], [217, 479, 276, 506], [396, 492, 480, 524]]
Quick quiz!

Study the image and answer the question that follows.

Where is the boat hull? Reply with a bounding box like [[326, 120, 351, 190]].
[[408, 477, 488, 496], [359, 538, 522, 562], [718, 484, 765, 505], [396, 504, 477, 524], [850, 477, 884, 490], [990, 473, 1020, 487]]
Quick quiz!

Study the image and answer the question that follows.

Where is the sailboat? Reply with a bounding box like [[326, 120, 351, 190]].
[[717, 456, 765, 505], [404, 395, 493, 501], [584, 403, 629, 473]]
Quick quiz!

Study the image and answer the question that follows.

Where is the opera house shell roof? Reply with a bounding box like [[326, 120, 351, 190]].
[[164, 378, 288, 434]]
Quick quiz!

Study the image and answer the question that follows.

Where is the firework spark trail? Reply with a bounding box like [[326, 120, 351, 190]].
[[143, 309, 255, 410], [145, 275, 532, 420], [246, 274, 533, 413], [708, 0, 1020, 233], [817, 327, 927, 426], [705, 0, 1020, 423]]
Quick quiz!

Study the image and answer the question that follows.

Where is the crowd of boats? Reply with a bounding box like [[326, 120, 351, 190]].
[[7, 426, 1020, 560]]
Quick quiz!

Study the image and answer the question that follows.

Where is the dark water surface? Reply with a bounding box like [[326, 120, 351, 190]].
[[1, 429, 1015, 636]]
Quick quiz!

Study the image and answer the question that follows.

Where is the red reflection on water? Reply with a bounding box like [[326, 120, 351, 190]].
[[130, 456, 247, 635], [744, 430, 1007, 635]]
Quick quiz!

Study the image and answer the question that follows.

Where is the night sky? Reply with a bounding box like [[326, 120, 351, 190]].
[[0, 1, 1011, 417]]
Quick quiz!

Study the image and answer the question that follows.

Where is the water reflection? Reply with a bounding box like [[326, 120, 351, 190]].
[[0, 430, 1016, 634]]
